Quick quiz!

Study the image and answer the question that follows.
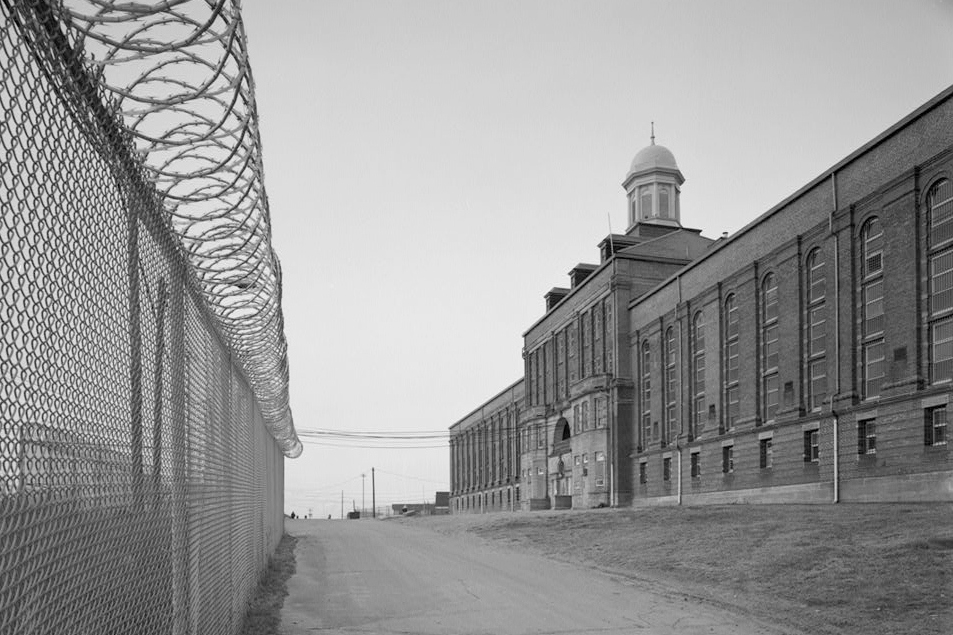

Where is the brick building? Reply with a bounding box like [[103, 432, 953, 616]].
[[449, 85, 953, 512]]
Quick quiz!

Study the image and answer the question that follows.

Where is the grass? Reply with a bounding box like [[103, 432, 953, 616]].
[[239, 533, 297, 635], [420, 504, 953, 635]]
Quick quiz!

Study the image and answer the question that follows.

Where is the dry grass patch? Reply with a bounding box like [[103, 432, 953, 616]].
[[240, 533, 297, 635], [417, 504, 953, 635]]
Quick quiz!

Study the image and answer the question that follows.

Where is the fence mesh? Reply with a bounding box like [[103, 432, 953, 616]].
[[0, 1, 292, 633]]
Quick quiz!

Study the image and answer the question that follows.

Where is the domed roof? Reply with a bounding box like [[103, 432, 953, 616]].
[[629, 142, 679, 175]]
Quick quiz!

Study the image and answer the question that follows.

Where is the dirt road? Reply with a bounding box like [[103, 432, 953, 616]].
[[278, 518, 786, 635]]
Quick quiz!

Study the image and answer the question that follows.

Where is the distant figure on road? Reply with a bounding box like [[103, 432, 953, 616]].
[[328, 515, 331, 520], [290, 511, 296, 519]]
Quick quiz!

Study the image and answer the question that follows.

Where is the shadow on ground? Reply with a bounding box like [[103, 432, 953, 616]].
[[240, 534, 298, 635]]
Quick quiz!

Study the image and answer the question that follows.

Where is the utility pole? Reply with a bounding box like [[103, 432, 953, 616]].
[[372, 467, 376, 518], [361, 473, 366, 518]]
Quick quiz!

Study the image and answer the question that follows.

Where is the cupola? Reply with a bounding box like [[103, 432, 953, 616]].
[[622, 123, 684, 230]]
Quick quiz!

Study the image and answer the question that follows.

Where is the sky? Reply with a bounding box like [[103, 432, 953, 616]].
[[240, 0, 953, 518]]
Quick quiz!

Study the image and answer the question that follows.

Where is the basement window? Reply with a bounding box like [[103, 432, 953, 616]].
[[925, 406, 948, 446], [722, 444, 734, 474], [759, 438, 773, 469], [858, 419, 877, 455], [803, 430, 819, 463]]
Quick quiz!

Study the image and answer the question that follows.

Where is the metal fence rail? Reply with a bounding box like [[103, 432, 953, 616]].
[[0, 2, 293, 633]]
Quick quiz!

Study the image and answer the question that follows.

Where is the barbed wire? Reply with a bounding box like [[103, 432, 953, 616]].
[[22, 0, 300, 456]]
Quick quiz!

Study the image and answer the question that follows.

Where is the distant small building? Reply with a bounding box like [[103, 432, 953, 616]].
[[392, 503, 434, 515]]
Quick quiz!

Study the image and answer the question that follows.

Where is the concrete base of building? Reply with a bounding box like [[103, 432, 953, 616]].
[[840, 470, 953, 502], [553, 495, 572, 509], [683, 482, 833, 505], [527, 498, 551, 511], [631, 482, 833, 506]]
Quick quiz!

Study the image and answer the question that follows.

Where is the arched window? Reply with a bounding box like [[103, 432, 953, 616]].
[[640, 186, 653, 218], [640, 341, 652, 447], [664, 326, 677, 444], [761, 274, 779, 423], [724, 294, 739, 430], [861, 218, 885, 398], [806, 248, 827, 410], [691, 311, 705, 436], [659, 185, 670, 219], [929, 179, 953, 383]]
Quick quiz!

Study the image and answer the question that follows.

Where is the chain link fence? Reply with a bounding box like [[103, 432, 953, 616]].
[[1, 2, 292, 633]]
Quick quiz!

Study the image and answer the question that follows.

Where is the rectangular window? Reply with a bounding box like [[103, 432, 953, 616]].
[[604, 297, 614, 373], [763, 323, 779, 371], [574, 455, 580, 466], [641, 343, 652, 447], [694, 360, 705, 409], [726, 386, 739, 430], [864, 340, 885, 399], [581, 311, 592, 378], [722, 445, 734, 474], [809, 306, 826, 356], [857, 419, 876, 455], [809, 359, 827, 411], [692, 313, 706, 432], [582, 401, 589, 431], [568, 322, 578, 385], [583, 453, 589, 465], [931, 316, 953, 384], [763, 373, 779, 423], [930, 250, 953, 315], [803, 430, 819, 463], [595, 452, 605, 486], [573, 404, 580, 434], [759, 438, 773, 469], [690, 451, 700, 478], [639, 462, 647, 485], [536, 466, 543, 475], [536, 424, 544, 449], [726, 340, 739, 383], [596, 396, 607, 428], [543, 341, 552, 404], [727, 301, 739, 338], [864, 279, 885, 337], [925, 406, 948, 446], [662, 457, 671, 481], [593, 303, 604, 374]]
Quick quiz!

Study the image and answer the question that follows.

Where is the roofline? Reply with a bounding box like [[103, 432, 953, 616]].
[[630, 82, 953, 310], [522, 227, 702, 336], [448, 376, 524, 432]]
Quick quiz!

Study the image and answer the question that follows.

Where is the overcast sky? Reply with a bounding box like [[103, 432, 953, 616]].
[[241, 0, 953, 518]]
